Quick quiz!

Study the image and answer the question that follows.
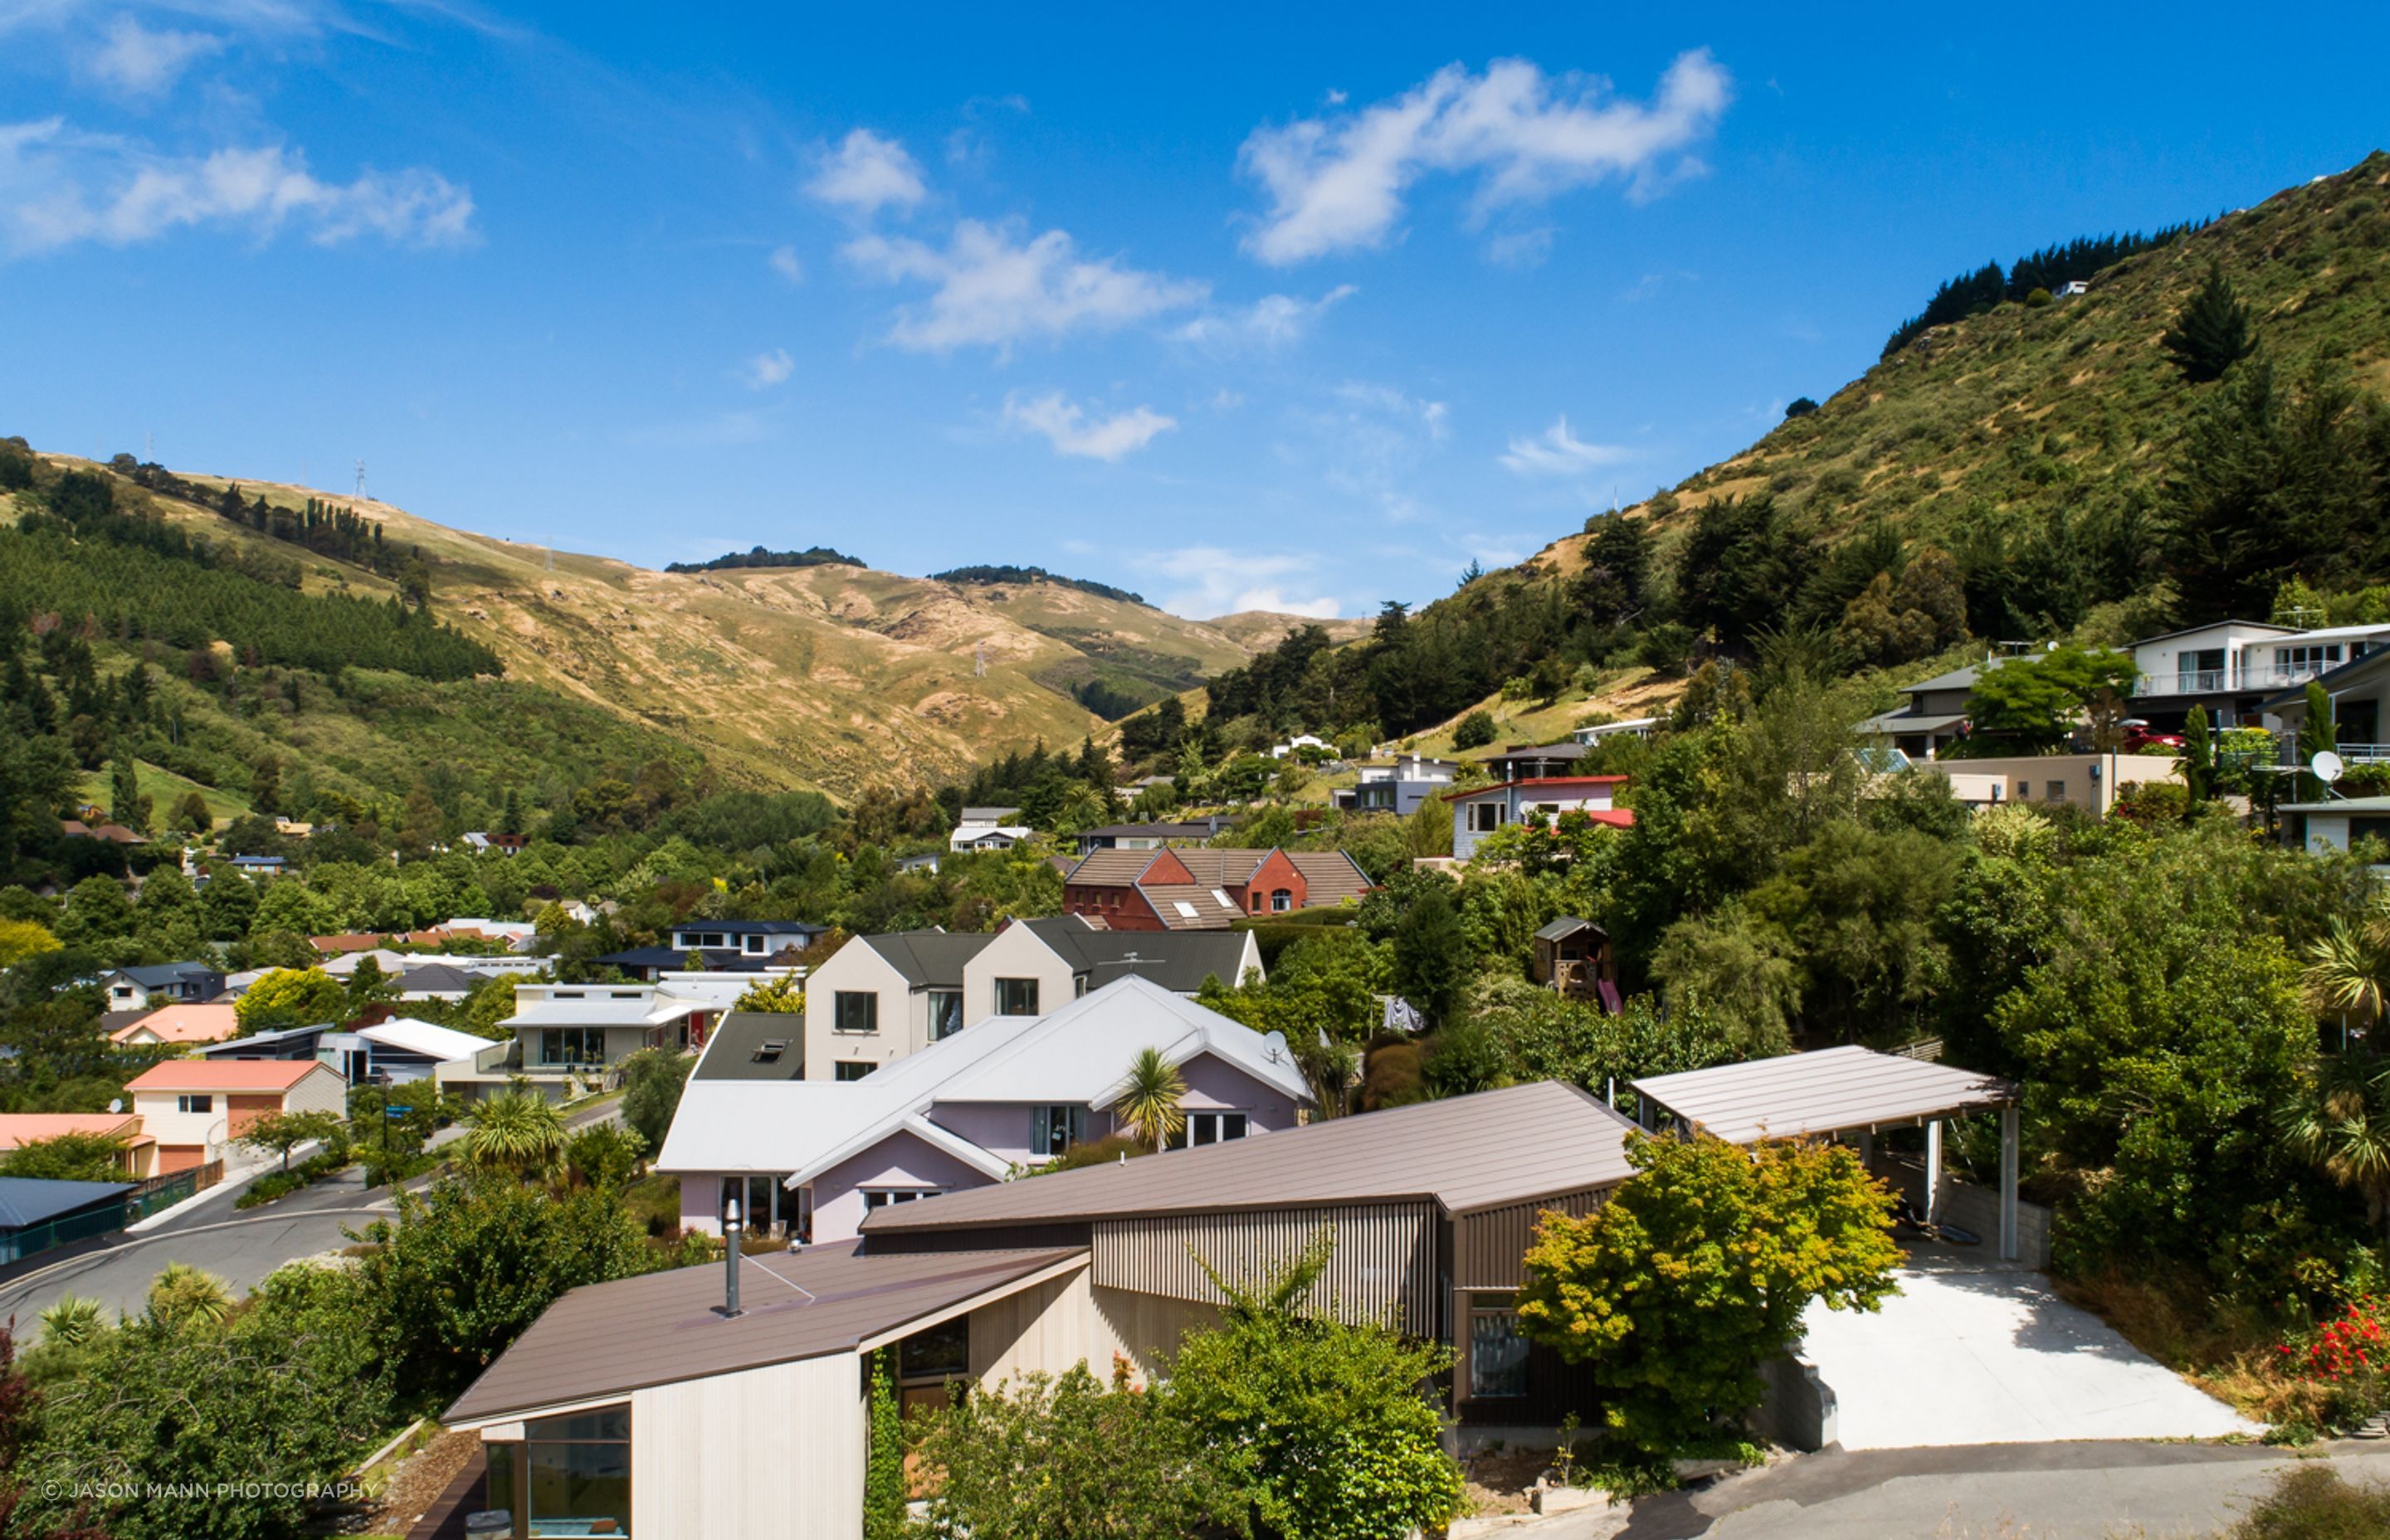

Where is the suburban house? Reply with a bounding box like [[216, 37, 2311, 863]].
[[1270, 733, 1331, 758], [0, 1113, 157, 1179], [949, 806, 1030, 852], [322, 1018, 496, 1085], [123, 1059, 346, 1172], [2127, 620, 2390, 731], [1058, 846, 1373, 931], [1569, 717, 1661, 747], [2280, 796, 2390, 866], [2266, 644, 2390, 764], [393, 963, 490, 1003], [1069, 818, 1228, 854], [99, 962, 225, 1011], [964, 916, 1261, 1022], [1531, 917, 1620, 1011], [438, 974, 776, 1101], [1333, 753, 1456, 816], [598, 918, 826, 979], [226, 854, 285, 878], [109, 1001, 240, 1048], [800, 931, 993, 1081], [1446, 775, 1632, 862], [453, 1079, 1637, 1540], [1911, 753, 2181, 817], [1852, 663, 1989, 761], [659, 976, 1311, 1245], [461, 831, 529, 855], [0, 1178, 139, 1265], [59, 818, 143, 845]]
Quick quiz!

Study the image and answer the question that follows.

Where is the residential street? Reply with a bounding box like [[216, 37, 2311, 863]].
[[0, 1095, 623, 1336], [1616, 1441, 2390, 1539]]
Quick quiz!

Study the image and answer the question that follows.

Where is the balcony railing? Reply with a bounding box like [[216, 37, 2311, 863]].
[[2138, 663, 2340, 696]]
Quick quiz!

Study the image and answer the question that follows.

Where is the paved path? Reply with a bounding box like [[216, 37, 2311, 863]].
[[1619, 1441, 2390, 1539], [1798, 1255, 2258, 1447]]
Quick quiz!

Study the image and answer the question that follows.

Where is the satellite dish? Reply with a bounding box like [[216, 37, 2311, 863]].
[[108, 1098, 122, 1114], [2314, 750, 2346, 785]]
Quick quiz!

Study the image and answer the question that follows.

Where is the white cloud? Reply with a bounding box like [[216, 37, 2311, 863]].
[[1485, 226, 1553, 268], [1173, 282, 1355, 353], [742, 348, 793, 389], [842, 217, 1205, 354], [768, 243, 802, 282], [806, 128, 924, 217], [89, 14, 222, 95], [1334, 380, 1448, 440], [1237, 50, 1732, 264], [0, 118, 475, 253], [1134, 546, 1342, 619], [1500, 415, 1629, 476], [1004, 391, 1176, 461]]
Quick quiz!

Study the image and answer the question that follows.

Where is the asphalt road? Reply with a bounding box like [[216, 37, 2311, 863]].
[[1616, 1440, 2390, 1539], [0, 1094, 625, 1337]]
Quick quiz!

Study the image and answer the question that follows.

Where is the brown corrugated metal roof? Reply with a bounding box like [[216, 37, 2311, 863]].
[[862, 1080, 1641, 1236], [1631, 1045, 2017, 1145], [443, 1242, 1083, 1425]]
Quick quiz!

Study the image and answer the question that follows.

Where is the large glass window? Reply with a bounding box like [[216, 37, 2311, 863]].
[[1031, 1104, 1084, 1157], [176, 1094, 213, 1114], [834, 991, 880, 1034], [485, 1405, 632, 1538], [1466, 802, 1506, 833], [539, 1027, 605, 1065], [928, 990, 964, 1041], [994, 978, 1040, 1016], [1470, 1309, 1529, 1399]]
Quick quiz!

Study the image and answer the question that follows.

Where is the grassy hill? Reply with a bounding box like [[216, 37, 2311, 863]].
[[1197, 150, 2390, 754], [2, 451, 1338, 805]]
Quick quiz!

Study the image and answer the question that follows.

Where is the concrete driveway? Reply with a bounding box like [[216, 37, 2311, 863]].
[[1797, 1253, 2260, 1449]]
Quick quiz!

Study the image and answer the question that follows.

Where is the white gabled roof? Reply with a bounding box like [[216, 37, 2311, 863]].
[[655, 977, 1311, 1184], [358, 1018, 496, 1063]]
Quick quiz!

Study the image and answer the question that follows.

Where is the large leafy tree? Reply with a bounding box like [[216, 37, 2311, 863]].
[[1517, 1133, 1900, 1459], [232, 967, 346, 1031], [1961, 646, 2137, 753]]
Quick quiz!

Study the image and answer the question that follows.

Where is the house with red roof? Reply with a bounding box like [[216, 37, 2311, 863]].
[[110, 1002, 241, 1049], [0, 1114, 157, 1179], [1446, 765, 1634, 860], [123, 1059, 346, 1172], [1058, 847, 1373, 932]]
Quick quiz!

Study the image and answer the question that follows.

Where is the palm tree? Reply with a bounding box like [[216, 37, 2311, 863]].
[[464, 1085, 568, 1177], [2305, 908, 2390, 1040], [2283, 1052, 2390, 1240], [146, 1263, 233, 1328], [37, 1294, 109, 1348], [1115, 1048, 1187, 1153]]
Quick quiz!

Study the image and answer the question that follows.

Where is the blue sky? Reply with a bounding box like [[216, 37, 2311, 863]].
[[3, 5, 2385, 619]]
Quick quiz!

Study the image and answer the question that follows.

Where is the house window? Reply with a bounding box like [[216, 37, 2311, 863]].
[[750, 1039, 788, 1064], [494, 1405, 630, 1539], [1466, 802, 1506, 833], [2281, 644, 2345, 676], [834, 1061, 876, 1082], [2045, 782, 2068, 803], [539, 1026, 605, 1065], [1271, 888, 1294, 913], [1249, 892, 1264, 911], [1184, 1111, 1249, 1147], [1469, 1307, 1529, 1398], [744, 934, 767, 954], [834, 991, 880, 1034], [1031, 1104, 1085, 1157], [863, 1187, 937, 1209], [928, 990, 964, 1041], [994, 977, 1040, 1016], [176, 1094, 213, 1114]]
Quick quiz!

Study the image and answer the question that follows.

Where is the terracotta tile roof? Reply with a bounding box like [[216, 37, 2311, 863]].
[[0, 1114, 144, 1152], [1137, 885, 1244, 930], [111, 1002, 240, 1045], [124, 1059, 336, 1094]]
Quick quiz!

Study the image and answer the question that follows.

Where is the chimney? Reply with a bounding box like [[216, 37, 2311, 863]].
[[720, 1196, 744, 1318]]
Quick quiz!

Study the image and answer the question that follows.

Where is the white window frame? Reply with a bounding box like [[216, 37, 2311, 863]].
[[176, 1094, 213, 1114], [862, 1187, 939, 1211], [1183, 1110, 1249, 1147], [1030, 1104, 1085, 1157], [1465, 801, 1507, 834]]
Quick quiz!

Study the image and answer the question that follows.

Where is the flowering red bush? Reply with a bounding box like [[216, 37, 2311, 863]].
[[2282, 1296, 2390, 1395]]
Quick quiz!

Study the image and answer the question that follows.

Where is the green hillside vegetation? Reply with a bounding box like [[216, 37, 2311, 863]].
[[1200, 151, 2390, 749], [929, 564, 1147, 606], [665, 543, 861, 573]]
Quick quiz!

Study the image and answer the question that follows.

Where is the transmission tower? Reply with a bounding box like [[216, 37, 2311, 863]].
[[354, 460, 367, 499]]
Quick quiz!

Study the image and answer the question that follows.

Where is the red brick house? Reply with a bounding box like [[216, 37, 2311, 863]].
[[1061, 847, 1374, 932]]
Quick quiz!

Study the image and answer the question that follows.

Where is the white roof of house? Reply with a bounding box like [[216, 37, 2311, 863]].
[[655, 977, 1310, 1183], [358, 1018, 495, 1062], [503, 998, 661, 1029]]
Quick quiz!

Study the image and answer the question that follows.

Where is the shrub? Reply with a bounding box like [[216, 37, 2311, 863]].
[[2278, 1294, 2390, 1428], [1167, 1244, 1463, 1540], [2225, 1463, 2390, 1538], [1451, 709, 1497, 750], [2113, 781, 2189, 826], [913, 1362, 1233, 1540]]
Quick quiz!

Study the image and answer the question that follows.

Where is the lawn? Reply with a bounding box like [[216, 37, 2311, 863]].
[[76, 758, 252, 828]]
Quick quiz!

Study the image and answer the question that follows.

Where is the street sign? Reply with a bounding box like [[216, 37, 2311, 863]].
[[386, 1105, 413, 1118]]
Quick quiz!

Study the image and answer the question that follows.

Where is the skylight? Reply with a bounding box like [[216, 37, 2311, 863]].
[[1210, 889, 1234, 909], [1173, 901, 1201, 919]]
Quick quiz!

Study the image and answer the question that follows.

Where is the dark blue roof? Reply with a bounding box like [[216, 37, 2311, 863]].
[[671, 920, 825, 934], [117, 962, 220, 987], [0, 1177, 133, 1229], [593, 947, 768, 972]]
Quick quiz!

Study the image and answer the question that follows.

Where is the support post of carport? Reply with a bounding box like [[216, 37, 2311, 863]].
[[1923, 1119, 1942, 1227], [1998, 1104, 2020, 1261]]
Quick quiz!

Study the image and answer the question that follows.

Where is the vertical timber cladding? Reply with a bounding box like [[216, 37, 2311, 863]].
[[1093, 1202, 1440, 1337], [1453, 1187, 1610, 1291]]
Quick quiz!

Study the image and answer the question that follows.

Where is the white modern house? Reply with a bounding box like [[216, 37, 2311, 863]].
[[1569, 716, 1661, 747], [439, 972, 790, 1102], [801, 931, 993, 1081], [2128, 621, 2390, 729], [1333, 753, 1456, 816], [658, 976, 1312, 1244], [1446, 774, 1633, 861], [949, 806, 1031, 852]]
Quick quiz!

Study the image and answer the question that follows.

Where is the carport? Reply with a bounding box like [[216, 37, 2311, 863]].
[[1632, 1046, 2022, 1260]]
